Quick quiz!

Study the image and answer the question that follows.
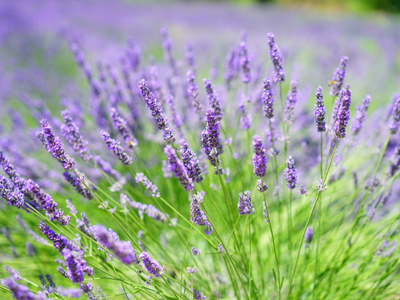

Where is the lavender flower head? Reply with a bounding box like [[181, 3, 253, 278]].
[[238, 191, 254, 215], [299, 185, 308, 196], [164, 145, 194, 191], [37, 119, 75, 171], [100, 131, 132, 166], [187, 70, 203, 116], [284, 81, 298, 124], [224, 47, 239, 89], [110, 107, 138, 148], [187, 266, 197, 275], [5, 265, 21, 281], [351, 94, 371, 135], [239, 41, 251, 83], [262, 78, 274, 119], [1, 277, 40, 300], [93, 156, 121, 181], [190, 191, 212, 235], [203, 79, 223, 121], [61, 249, 84, 284], [180, 140, 203, 183], [304, 226, 313, 245], [267, 33, 285, 83], [93, 225, 139, 265], [389, 94, 400, 134], [253, 136, 267, 178], [201, 110, 223, 170], [239, 97, 252, 130], [257, 179, 268, 193], [0, 175, 24, 209], [314, 85, 326, 132], [334, 84, 352, 139], [139, 252, 165, 277], [284, 156, 297, 189], [330, 56, 349, 97], [61, 110, 91, 162], [191, 289, 206, 300], [63, 172, 93, 200], [135, 173, 160, 197], [138, 79, 174, 141], [191, 247, 201, 256]]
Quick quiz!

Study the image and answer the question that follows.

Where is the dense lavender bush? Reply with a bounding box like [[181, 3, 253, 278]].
[[0, 6, 400, 300]]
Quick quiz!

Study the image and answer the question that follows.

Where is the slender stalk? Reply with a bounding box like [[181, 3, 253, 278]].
[[262, 191, 281, 299], [288, 141, 338, 298]]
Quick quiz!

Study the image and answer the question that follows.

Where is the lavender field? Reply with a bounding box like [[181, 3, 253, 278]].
[[1, 0, 400, 299]]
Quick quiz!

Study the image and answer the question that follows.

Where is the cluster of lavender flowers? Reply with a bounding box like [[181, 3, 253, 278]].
[[267, 33, 285, 83], [190, 191, 212, 234], [110, 107, 138, 149], [201, 110, 223, 171], [135, 173, 160, 197], [100, 131, 132, 166], [330, 56, 349, 97], [120, 193, 168, 222]]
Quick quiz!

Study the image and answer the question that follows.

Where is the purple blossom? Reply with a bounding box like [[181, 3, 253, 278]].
[[257, 179, 268, 193], [190, 191, 212, 235], [121, 193, 168, 222], [93, 156, 121, 181], [262, 78, 274, 119], [389, 94, 400, 134], [334, 84, 352, 139], [201, 110, 223, 169], [239, 41, 251, 83], [191, 288, 206, 300], [314, 85, 326, 132], [162, 160, 172, 178], [0, 175, 24, 209], [164, 145, 194, 191], [27, 180, 70, 225], [187, 70, 204, 116], [180, 140, 203, 183], [60, 110, 91, 162], [191, 247, 201, 256], [61, 249, 84, 284], [160, 28, 178, 77], [267, 33, 285, 83], [330, 56, 349, 97], [186, 43, 196, 71], [187, 266, 197, 274], [387, 146, 400, 178], [284, 81, 298, 124], [238, 191, 254, 215], [100, 131, 132, 166], [138, 79, 174, 141], [299, 185, 308, 196], [125, 37, 141, 72], [1, 277, 41, 300], [39, 221, 73, 252], [110, 107, 138, 149], [239, 97, 252, 130], [304, 226, 313, 245], [253, 136, 267, 178], [284, 156, 297, 189], [92, 225, 140, 265], [5, 265, 21, 281], [37, 119, 75, 171], [203, 79, 223, 121], [63, 172, 93, 200], [135, 173, 160, 198], [351, 94, 371, 135], [224, 47, 239, 89], [139, 251, 165, 277], [218, 244, 225, 254]]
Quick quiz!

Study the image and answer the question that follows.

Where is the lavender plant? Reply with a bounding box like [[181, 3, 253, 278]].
[[1, 22, 400, 300]]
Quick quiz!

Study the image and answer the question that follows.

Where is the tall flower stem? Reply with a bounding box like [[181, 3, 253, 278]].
[[262, 191, 281, 300], [320, 132, 323, 178], [248, 214, 252, 298], [288, 141, 338, 298], [279, 82, 287, 162], [288, 188, 293, 283]]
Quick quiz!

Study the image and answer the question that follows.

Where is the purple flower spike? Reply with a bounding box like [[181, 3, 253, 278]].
[[238, 191, 254, 215], [285, 81, 298, 124], [166, 95, 184, 138], [314, 85, 326, 132], [262, 78, 274, 119], [334, 84, 352, 139], [0, 175, 24, 209], [37, 119, 75, 171], [239, 41, 251, 83], [351, 94, 371, 135], [190, 191, 212, 235], [239, 96, 252, 130], [299, 185, 308, 196], [389, 94, 400, 134], [284, 156, 297, 189], [180, 140, 203, 183], [191, 288, 206, 300], [138, 79, 174, 141], [164, 145, 194, 191], [203, 79, 223, 121], [139, 252, 165, 277], [27, 180, 70, 225], [63, 172, 93, 200], [267, 33, 285, 83], [110, 108, 138, 149], [61, 110, 91, 162], [135, 173, 160, 198], [253, 136, 267, 178], [1, 277, 39, 300], [93, 156, 121, 181], [224, 47, 239, 89], [92, 225, 140, 265], [100, 131, 132, 166], [304, 226, 313, 245], [257, 179, 268, 193], [330, 56, 349, 97], [202, 110, 223, 170], [39, 221, 73, 252], [61, 249, 84, 284], [186, 43, 196, 71], [187, 70, 204, 116]]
